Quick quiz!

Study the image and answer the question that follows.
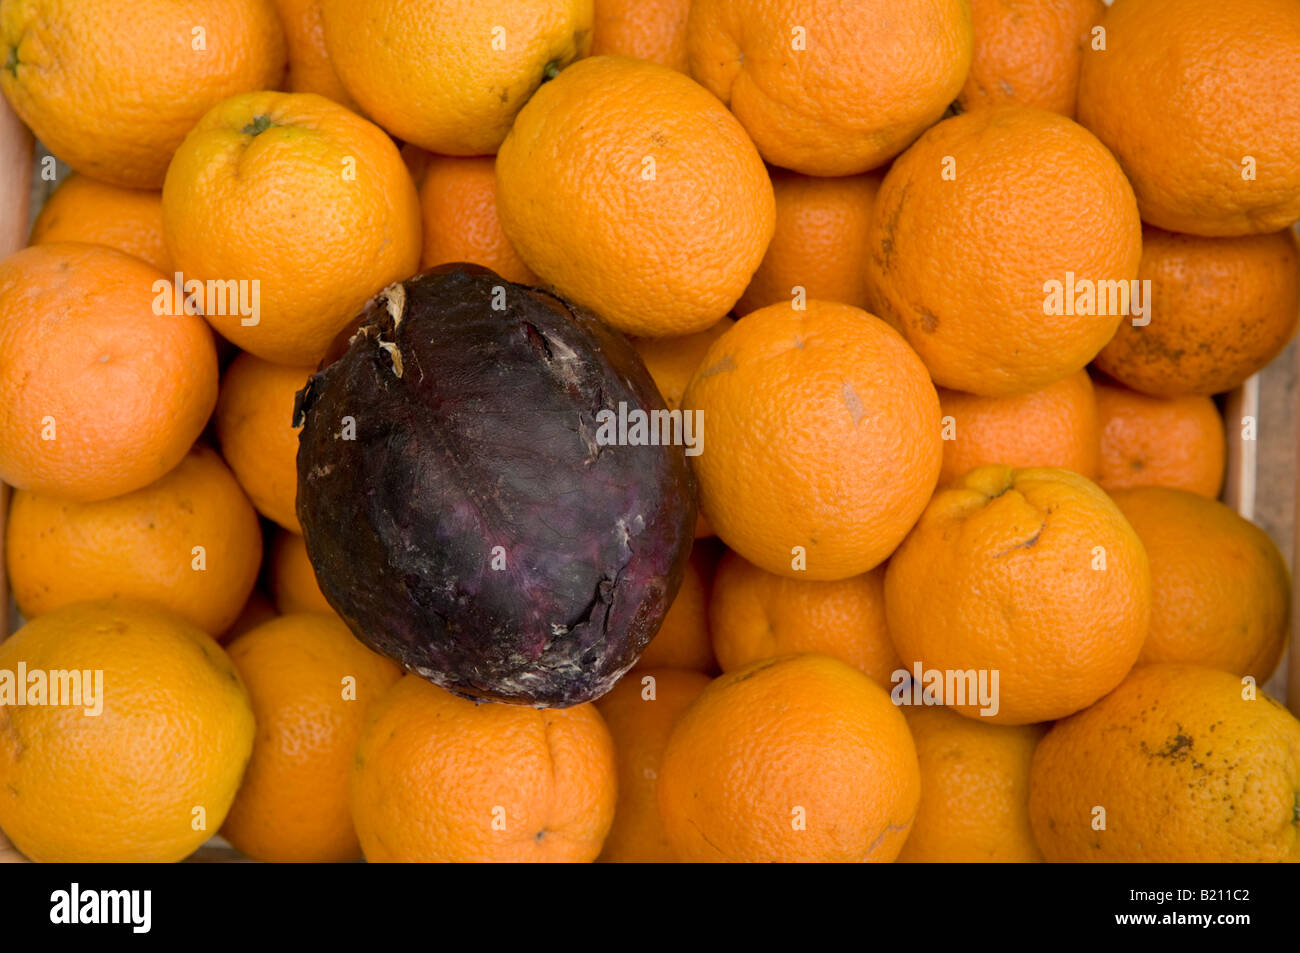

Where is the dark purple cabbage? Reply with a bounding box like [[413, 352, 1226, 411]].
[[294, 267, 696, 707]]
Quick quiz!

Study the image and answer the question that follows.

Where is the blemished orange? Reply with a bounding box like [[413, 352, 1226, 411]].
[[1030, 663, 1300, 862], [1094, 226, 1300, 398], [28, 174, 170, 272], [496, 55, 775, 337], [885, 466, 1151, 725], [686, 0, 973, 176], [7, 445, 264, 636], [215, 352, 312, 533], [1093, 379, 1225, 499], [0, 0, 285, 188], [419, 155, 536, 285], [1077, 0, 1300, 237], [682, 300, 942, 581], [221, 589, 279, 643], [350, 675, 617, 862], [632, 319, 733, 539], [657, 654, 920, 862], [866, 107, 1142, 396], [897, 706, 1045, 863], [938, 369, 1101, 486], [321, 0, 593, 155], [1111, 488, 1290, 681], [591, 0, 690, 72], [272, 0, 357, 109], [594, 668, 711, 862], [0, 601, 254, 862], [162, 90, 422, 365], [270, 530, 332, 616], [634, 544, 717, 673], [958, 0, 1105, 118], [0, 243, 217, 502], [221, 614, 402, 862], [735, 169, 882, 317], [708, 551, 900, 689]]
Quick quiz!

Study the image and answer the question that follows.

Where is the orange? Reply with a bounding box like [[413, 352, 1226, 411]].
[[7, 445, 264, 636], [321, 0, 593, 155], [885, 465, 1151, 725], [496, 55, 774, 337], [594, 668, 711, 862], [221, 613, 402, 862], [0, 243, 218, 502], [866, 107, 1142, 396], [1077, 0, 1300, 236], [1111, 487, 1290, 681], [350, 675, 616, 862], [28, 173, 170, 272], [682, 300, 941, 581], [162, 90, 422, 365], [0, 600, 254, 862], [938, 369, 1101, 486], [591, 0, 690, 72], [657, 654, 920, 862], [634, 544, 717, 673], [272, 0, 357, 108], [897, 706, 1045, 862], [1093, 379, 1225, 499], [1030, 663, 1300, 862], [958, 0, 1104, 117], [735, 169, 882, 317], [708, 551, 900, 689], [270, 529, 332, 616], [1094, 226, 1300, 397], [419, 155, 536, 285], [221, 589, 279, 643], [686, 0, 973, 176], [0, 0, 285, 188], [215, 352, 312, 533]]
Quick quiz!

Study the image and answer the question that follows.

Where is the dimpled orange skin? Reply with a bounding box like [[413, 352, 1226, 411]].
[[419, 155, 536, 285], [591, 0, 690, 72], [594, 668, 711, 862], [29, 174, 171, 273], [1077, 0, 1300, 237], [657, 654, 920, 863], [885, 466, 1150, 725], [0, 0, 285, 189], [634, 544, 718, 673], [1095, 227, 1300, 398], [897, 706, 1045, 863], [682, 300, 942, 581], [1111, 488, 1290, 682], [221, 614, 402, 863], [686, 0, 973, 176], [1093, 380, 1225, 499], [270, 530, 332, 616], [0, 243, 217, 502], [496, 56, 775, 338], [321, 0, 592, 156], [958, 0, 1104, 118], [7, 445, 263, 636], [215, 352, 312, 533], [272, 0, 357, 109], [350, 676, 617, 862], [162, 91, 422, 366], [735, 169, 883, 317], [866, 107, 1142, 397], [938, 369, 1101, 486], [708, 551, 900, 689], [0, 601, 255, 863], [1030, 664, 1300, 862]]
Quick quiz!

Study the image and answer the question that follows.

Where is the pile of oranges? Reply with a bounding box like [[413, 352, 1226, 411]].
[[1, 0, 1299, 864]]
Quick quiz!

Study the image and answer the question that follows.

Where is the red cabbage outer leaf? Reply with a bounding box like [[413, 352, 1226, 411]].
[[295, 267, 696, 707]]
